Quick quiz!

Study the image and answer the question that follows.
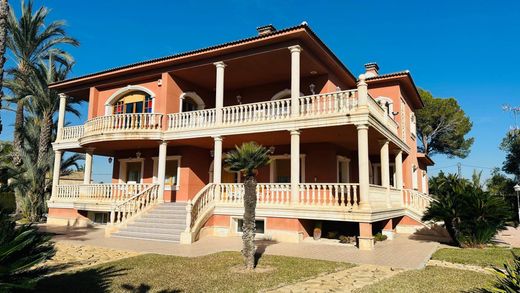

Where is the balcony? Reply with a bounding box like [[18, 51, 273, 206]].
[[55, 90, 401, 147]]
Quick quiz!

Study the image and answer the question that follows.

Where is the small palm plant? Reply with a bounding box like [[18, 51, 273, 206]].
[[224, 142, 270, 270], [477, 252, 520, 293], [0, 211, 55, 290]]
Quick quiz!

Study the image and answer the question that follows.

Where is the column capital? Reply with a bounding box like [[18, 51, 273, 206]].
[[356, 124, 369, 131], [213, 61, 227, 68], [288, 45, 302, 53], [212, 135, 223, 141], [85, 147, 95, 154], [58, 93, 68, 99], [289, 129, 300, 135], [378, 139, 389, 146], [393, 149, 403, 156]]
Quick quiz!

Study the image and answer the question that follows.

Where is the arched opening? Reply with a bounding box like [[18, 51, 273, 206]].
[[375, 96, 395, 119], [180, 92, 205, 112], [105, 85, 156, 115]]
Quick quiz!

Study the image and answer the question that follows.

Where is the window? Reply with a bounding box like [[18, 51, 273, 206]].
[[400, 99, 406, 140], [113, 91, 153, 114], [94, 212, 109, 224], [237, 218, 265, 234], [412, 165, 418, 190], [182, 98, 198, 112], [126, 162, 142, 183], [165, 160, 179, 187], [337, 156, 350, 183], [269, 155, 305, 183], [410, 113, 417, 138]]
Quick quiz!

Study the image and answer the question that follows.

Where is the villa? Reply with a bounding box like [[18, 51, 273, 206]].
[[47, 23, 434, 250]]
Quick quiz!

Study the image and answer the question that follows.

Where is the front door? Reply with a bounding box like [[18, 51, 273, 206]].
[[126, 162, 142, 183]]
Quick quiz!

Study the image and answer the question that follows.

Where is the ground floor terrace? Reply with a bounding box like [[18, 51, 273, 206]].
[[48, 124, 432, 249]]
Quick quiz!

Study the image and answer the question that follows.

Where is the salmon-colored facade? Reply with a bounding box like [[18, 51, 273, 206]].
[[47, 24, 433, 249]]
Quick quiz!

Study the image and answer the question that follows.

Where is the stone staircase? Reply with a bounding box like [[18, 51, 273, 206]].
[[112, 202, 187, 243]]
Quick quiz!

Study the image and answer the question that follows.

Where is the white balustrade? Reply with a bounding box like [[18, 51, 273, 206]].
[[299, 90, 358, 116], [298, 183, 359, 208], [222, 99, 292, 125], [52, 183, 154, 203], [217, 183, 292, 205], [84, 113, 163, 135], [61, 125, 84, 141], [403, 189, 435, 216], [109, 184, 160, 227], [167, 109, 216, 130], [368, 96, 398, 134]]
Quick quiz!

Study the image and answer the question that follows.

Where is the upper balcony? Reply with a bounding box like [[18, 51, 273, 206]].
[[54, 89, 403, 151]]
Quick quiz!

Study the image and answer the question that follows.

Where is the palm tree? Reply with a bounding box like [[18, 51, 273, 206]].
[[7, 0, 78, 165], [0, 0, 8, 135], [224, 142, 270, 270]]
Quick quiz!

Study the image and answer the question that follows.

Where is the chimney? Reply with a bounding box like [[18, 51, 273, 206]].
[[364, 62, 379, 78], [256, 24, 277, 36]]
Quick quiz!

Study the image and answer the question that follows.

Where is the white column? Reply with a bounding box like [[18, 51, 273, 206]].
[[357, 74, 368, 107], [289, 45, 301, 117], [51, 150, 62, 198], [290, 129, 300, 203], [395, 150, 403, 189], [379, 139, 390, 188], [57, 93, 67, 140], [357, 124, 370, 209], [213, 136, 223, 184], [83, 148, 94, 184], [157, 141, 168, 203], [214, 61, 226, 124]]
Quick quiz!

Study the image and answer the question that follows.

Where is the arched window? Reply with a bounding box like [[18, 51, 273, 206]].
[[113, 91, 153, 114], [180, 92, 205, 112], [375, 96, 395, 118]]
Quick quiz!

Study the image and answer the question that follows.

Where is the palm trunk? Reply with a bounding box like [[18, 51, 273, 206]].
[[242, 175, 257, 270], [0, 0, 8, 135], [13, 100, 24, 166], [37, 112, 53, 167], [445, 218, 460, 247]]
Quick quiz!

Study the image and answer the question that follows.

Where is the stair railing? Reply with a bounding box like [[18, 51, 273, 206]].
[[106, 184, 160, 235], [403, 189, 436, 218], [180, 183, 216, 244]]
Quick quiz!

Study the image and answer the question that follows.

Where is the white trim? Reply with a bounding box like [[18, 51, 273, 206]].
[[412, 164, 418, 190], [271, 89, 304, 101], [336, 155, 351, 183], [117, 158, 145, 183], [152, 155, 182, 191], [231, 216, 266, 236], [269, 154, 306, 183], [104, 85, 156, 115], [375, 96, 395, 119], [180, 91, 205, 111]]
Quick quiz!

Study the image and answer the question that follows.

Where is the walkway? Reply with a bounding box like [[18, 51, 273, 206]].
[[265, 264, 404, 293], [497, 226, 520, 247], [41, 224, 439, 269]]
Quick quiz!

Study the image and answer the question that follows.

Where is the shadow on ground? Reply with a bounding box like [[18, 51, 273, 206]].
[[38, 224, 100, 242], [254, 239, 278, 267], [121, 283, 182, 293], [35, 266, 127, 293]]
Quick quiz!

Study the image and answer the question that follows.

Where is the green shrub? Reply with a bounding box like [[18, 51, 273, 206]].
[[477, 252, 520, 292], [0, 211, 55, 290], [423, 172, 510, 247], [374, 232, 388, 242]]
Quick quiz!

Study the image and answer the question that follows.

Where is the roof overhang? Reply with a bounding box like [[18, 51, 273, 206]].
[[417, 152, 435, 166], [49, 24, 357, 97], [365, 71, 424, 109]]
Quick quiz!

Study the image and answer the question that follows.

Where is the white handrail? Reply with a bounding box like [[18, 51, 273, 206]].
[[109, 184, 160, 228], [84, 113, 163, 135]]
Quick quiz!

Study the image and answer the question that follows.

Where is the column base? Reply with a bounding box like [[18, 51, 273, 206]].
[[180, 231, 194, 244], [382, 229, 395, 240], [357, 236, 375, 250]]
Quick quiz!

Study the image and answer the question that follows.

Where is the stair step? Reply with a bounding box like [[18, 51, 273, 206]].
[[130, 222, 185, 229], [142, 213, 186, 219], [149, 209, 186, 215], [134, 217, 186, 224], [124, 226, 184, 234], [112, 231, 180, 242]]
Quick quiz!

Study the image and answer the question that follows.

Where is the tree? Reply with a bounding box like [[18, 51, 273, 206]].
[[6, 0, 78, 165], [477, 252, 520, 293], [424, 171, 510, 247], [500, 131, 520, 180], [416, 89, 474, 158], [486, 168, 517, 222], [224, 142, 270, 270], [0, 211, 55, 290], [0, 0, 8, 135]]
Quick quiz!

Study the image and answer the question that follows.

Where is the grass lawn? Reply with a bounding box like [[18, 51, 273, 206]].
[[432, 247, 520, 267], [36, 251, 353, 292], [358, 266, 494, 293]]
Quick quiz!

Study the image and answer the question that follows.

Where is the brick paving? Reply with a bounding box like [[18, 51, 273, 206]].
[[41, 224, 439, 269], [497, 226, 520, 247]]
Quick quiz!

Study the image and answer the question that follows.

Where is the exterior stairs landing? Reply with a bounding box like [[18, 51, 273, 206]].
[[112, 202, 187, 243]]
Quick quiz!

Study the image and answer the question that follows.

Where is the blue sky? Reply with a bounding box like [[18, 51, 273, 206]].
[[1, 0, 519, 183]]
